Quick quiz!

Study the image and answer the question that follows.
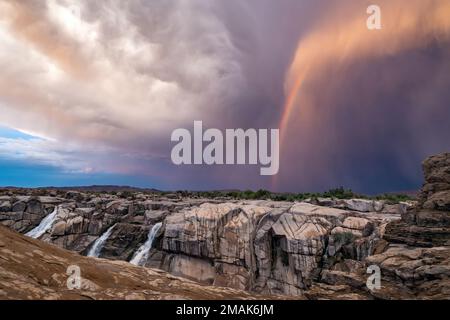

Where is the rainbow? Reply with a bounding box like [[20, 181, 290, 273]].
[[274, 0, 450, 189], [278, 67, 309, 151]]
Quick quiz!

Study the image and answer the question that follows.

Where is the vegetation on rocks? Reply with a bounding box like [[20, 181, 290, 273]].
[[172, 187, 415, 203]]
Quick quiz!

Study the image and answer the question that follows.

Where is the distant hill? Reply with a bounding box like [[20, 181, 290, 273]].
[[0, 185, 162, 193], [46, 185, 162, 193], [0, 185, 419, 201]]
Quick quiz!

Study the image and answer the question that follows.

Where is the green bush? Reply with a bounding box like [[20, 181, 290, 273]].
[[184, 187, 415, 203]]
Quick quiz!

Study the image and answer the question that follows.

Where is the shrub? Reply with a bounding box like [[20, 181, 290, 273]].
[[323, 187, 355, 199]]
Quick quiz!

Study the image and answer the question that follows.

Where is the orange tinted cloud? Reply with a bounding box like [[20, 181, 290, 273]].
[[0, 0, 89, 79], [281, 0, 450, 146]]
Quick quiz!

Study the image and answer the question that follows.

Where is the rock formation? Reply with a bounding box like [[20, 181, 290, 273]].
[[385, 153, 450, 247], [0, 193, 404, 298], [0, 225, 278, 300], [0, 153, 449, 300]]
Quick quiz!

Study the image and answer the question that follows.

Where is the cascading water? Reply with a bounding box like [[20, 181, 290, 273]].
[[87, 224, 116, 258], [130, 222, 162, 266], [25, 206, 59, 239]]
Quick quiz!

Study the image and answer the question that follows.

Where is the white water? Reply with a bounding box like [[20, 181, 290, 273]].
[[130, 222, 162, 266], [25, 206, 59, 239], [87, 224, 116, 257]]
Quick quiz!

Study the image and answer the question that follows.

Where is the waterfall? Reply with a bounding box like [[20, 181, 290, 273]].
[[87, 224, 116, 258], [25, 206, 59, 239], [130, 222, 162, 266]]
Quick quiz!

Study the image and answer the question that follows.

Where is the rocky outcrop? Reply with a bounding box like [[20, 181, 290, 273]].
[[366, 245, 450, 299], [0, 153, 448, 300], [385, 153, 450, 247], [310, 154, 450, 300], [153, 203, 271, 290], [147, 202, 399, 296], [0, 225, 278, 300], [0, 192, 402, 297], [309, 197, 413, 214], [358, 152, 450, 299], [254, 206, 332, 295], [0, 196, 62, 233]]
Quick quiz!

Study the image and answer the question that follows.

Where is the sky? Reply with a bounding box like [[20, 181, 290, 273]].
[[0, 0, 449, 193]]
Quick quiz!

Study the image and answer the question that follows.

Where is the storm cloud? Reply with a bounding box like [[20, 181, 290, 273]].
[[0, 0, 449, 193]]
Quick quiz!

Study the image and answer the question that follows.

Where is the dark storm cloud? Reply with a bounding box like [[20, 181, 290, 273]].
[[0, 0, 449, 192], [275, 0, 450, 193]]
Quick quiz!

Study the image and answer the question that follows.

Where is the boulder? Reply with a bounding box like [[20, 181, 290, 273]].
[[51, 221, 67, 236], [338, 199, 375, 212], [383, 203, 410, 215], [290, 202, 348, 224], [331, 226, 362, 238], [12, 201, 26, 212], [164, 254, 216, 285], [342, 217, 374, 237], [423, 191, 450, 211], [66, 216, 89, 234], [0, 201, 11, 213], [25, 199, 43, 215], [422, 152, 450, 184], [320, 270, 366, 289]]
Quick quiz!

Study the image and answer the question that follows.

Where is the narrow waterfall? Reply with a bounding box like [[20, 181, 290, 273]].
[[25, 206, 59, 239], [87, 224, 116, 258], [130, 222, 162, 266]]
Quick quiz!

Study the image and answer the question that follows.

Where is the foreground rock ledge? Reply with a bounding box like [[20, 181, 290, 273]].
[[0, 226, 286, 300]]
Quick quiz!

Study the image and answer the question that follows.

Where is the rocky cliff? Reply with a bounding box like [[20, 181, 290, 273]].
[[0, 225, 278, 300], [385, 153, 450, 247], [1, 153, 449, 299]]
